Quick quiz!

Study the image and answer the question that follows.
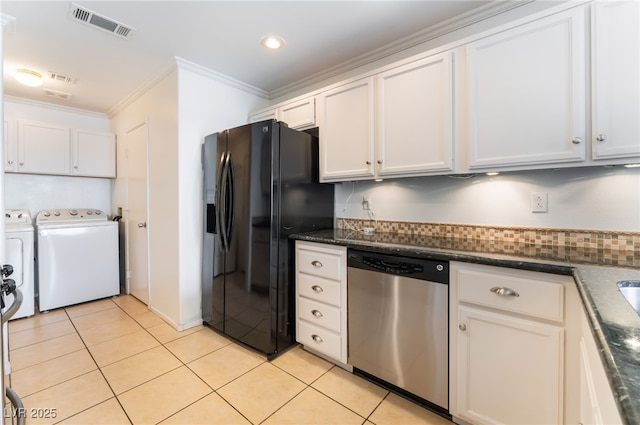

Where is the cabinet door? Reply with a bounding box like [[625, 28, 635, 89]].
[[318, 77, 375, 181], [466, 8, 586, 169], [72, 130, 116, 178], [579, 310, 622, 425], [4, 120, 17, 172], [377, 52, 454, 176], [280, 97, 316, 130], [456, 306, 564, 425], [18, 120, 70, 175], [249, 109, 278, 123], [592, 0, 640, 160]]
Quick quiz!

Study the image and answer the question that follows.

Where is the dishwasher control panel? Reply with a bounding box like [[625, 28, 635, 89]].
[[347, 249, 448, 284]]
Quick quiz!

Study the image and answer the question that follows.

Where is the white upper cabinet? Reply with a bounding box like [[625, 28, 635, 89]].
[[4, 120, 16, 172], [280, 97, 316, 130], [591, 0, 640, 160], [249, 96, 316, 130], [376, 52, 454, 177], [318, 77, 375, 181], [248, 109, 277, 123], [6, 119, 116, 178], [17, 120, 70, 175], [465, 7, 587, 170], [72, 129, 116, 178], [318, 52, 455, 182]]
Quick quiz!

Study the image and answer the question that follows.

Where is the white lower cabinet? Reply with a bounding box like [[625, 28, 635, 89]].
[[450, 262, 574, 425], [450, 261, 625, 425], [456, 305, 564, 424], [295, 241, 347, 364], [579, 310, 623, 425]]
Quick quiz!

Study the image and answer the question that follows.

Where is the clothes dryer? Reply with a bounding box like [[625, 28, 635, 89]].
[[4, 209, 35, 319], [36, 209, 119, 311]]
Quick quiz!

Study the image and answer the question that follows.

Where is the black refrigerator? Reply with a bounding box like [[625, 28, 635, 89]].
[[202, 120, 334, 358]]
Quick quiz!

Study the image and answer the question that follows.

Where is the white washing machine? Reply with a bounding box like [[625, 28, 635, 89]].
[[4, 209, 35, 319], [37, 208, 119, 311]]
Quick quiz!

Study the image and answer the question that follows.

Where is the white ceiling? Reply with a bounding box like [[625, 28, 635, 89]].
[[2, 1, 511, 115]]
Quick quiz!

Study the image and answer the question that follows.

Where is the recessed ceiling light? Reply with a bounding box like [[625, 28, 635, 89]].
[[260, 35, 285, 50], [15, 68, 43, 87]]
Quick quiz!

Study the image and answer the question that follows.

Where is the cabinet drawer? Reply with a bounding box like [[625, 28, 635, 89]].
[[298, 297, 341, 333], [297, 273, 341, 307], [297, 248, 343, 281], [297, 320, 341, 360], [456, 266, 565, 322]]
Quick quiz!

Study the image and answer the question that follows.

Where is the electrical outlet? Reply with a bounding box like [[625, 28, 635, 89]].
[[362, 196, 370, 210], [531, 192, 548, 213]]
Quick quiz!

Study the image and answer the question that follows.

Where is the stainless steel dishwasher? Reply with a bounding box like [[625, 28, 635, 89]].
[[347, 249, 449, 413]]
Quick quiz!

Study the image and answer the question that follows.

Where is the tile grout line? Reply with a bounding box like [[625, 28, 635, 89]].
[[59, 300, 134, 425]]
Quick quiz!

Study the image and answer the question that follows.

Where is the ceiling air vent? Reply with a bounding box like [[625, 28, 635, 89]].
[[68, 3, 135, 39], [42, 88, 72, 101]]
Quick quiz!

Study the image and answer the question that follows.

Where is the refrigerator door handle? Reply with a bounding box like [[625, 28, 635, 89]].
[[225, 153, 235, 247], [217, 152, 230, 252]]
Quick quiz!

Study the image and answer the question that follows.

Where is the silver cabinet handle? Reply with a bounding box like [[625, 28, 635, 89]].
[[19, 162, 24, 166], [311, 309, 323, 318], [490, 286, 520, 297], [311, 285, 323, 293], [596, 134, 607, 142], [74, 165, 79, 169], [572, 137, 582, 145], [311, 260, 323, 268], [459, 323, 467, 331], [7, 160, 13, 165], [138, 222, 147, 228], [311, 334, 323, 343], [377, 160, 382, 164], [366, 160, 371, 165]]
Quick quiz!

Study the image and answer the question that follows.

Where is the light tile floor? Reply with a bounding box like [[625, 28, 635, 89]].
[[5, 295, 454, 425]]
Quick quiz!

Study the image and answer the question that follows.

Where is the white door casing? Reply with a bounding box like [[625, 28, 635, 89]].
[[126, 122, 150, 305]]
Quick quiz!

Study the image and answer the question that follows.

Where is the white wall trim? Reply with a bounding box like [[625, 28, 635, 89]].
[[268, 0, 536, 99], [174, 57, 269, 99], [4, 94, 109, 119], [107, 59, 178, 118]]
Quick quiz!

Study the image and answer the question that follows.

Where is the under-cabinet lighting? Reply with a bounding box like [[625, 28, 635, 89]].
[[374, 178, 383, 182], [486, 172, 500, 176], [623, 163, 640, 168]]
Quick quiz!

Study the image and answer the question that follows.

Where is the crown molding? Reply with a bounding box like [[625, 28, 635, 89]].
[[174, 57, 269, 99], [4, 94, 110, 119], [269, 0, 534, 100], [107, 59, 178, 118]]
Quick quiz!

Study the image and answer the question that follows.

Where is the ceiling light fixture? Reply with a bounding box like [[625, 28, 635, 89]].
[[15, 68, 43, 87], [260, 35, 285, 50]]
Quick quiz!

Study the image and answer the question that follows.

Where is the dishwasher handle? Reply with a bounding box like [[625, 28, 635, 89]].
[[347, 249, 449, 284]]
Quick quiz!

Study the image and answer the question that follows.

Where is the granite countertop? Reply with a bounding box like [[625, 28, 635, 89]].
[[291, 229, 640, 425]]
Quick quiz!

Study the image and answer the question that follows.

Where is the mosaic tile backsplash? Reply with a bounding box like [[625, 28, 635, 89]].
[[337, 218, 640, 268]]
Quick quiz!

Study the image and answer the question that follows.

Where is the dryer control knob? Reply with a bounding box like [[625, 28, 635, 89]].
[[43, 211, 51, 217], [54, 211, 60, 216], [70, 210, 78, 216], [87, 211, 93, 215]]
